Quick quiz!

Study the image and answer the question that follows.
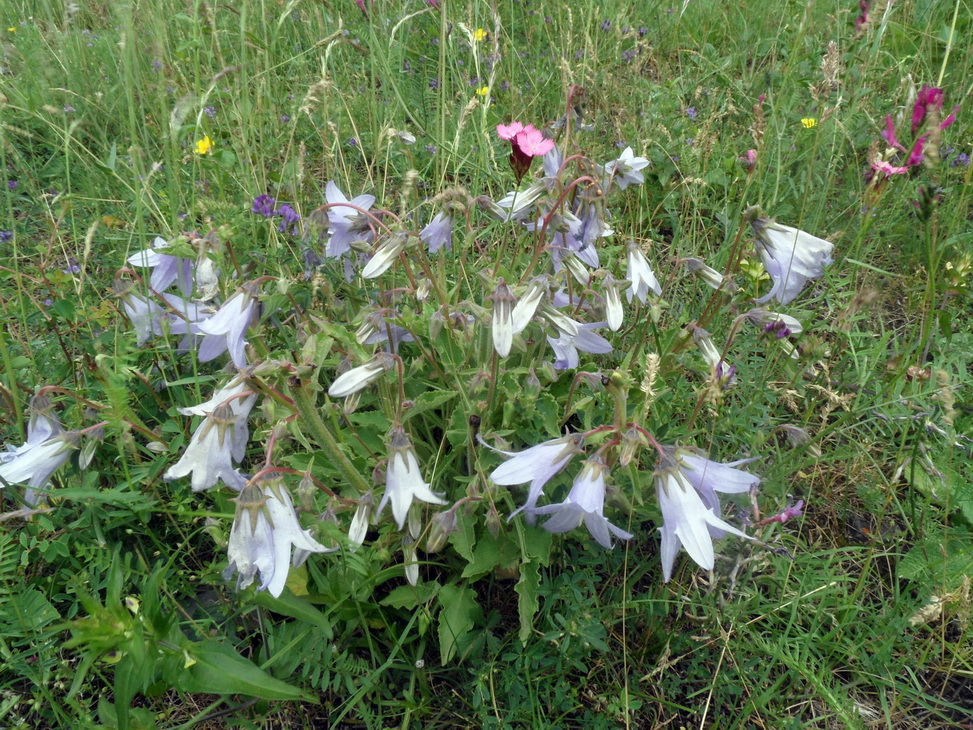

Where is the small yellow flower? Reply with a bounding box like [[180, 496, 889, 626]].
[[7, 27, 16, 32], [801, 118, 817, 129], [194, 136, 213, 155], [473, 28, 487, 42], [476, 86, 489, 97]]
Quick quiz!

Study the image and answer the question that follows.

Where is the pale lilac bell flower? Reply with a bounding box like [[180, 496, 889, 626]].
[[490, 278, 516, 358], [377, 426, 446, 530], [225, 480, 334, 598], [0, 404, 78, 505], [328, 353, 396, 398], [530, 456, 633, 548], [547, 322, 612, 370], [419, 212, 453, 254], [752, 218, 834, 305], [654, 450, 758, 581], [325, 180, 376, 258], [626, 241, 662, 303], [604, 146, 649, 190], [127, 236, 195, 296], [164, 403, 249, 492], [483, 432, 585, 523], [195, 286, 259, 368]]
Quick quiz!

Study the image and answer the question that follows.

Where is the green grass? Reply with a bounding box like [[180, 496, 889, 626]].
[[1, 0, 972, 727]]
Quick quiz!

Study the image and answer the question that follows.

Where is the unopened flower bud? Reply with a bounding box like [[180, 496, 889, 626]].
[[429, 310, 445, 340], [485, 503, 501, 539], [619, 426, 646, 467], [296, 469, 316, 512], [348, 493, 373, 547], [537, 361, 557, 382], [424, 509, 458, 553], [403, 536, 419, 586]]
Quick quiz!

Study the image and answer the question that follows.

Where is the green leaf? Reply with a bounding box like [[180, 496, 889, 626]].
[[897, 528, 973, 589], [402, 389, 459, 423], [522, 526, 553, 566], [449, 512, 476, 563], [176, 639, 315, 702], [380, 581, 440, 609], [251, 591, 333, 639], [437, 585, 478, 664], [461, 530, 518, 580], [0, 588, 59, 636], [515, 561, 540, 643]]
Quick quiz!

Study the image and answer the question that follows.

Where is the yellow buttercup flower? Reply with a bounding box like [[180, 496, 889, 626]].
[[473, 28, 487, 42], [7, 27, 16, 32], [476, 86, 489, 97], [801, 118, 817, 129], [194, 136, 213, 155]]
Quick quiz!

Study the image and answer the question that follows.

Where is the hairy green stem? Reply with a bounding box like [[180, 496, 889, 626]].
[[289, 382, 371, 495]]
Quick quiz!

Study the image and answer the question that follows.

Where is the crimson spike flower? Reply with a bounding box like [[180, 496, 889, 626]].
[[654, 449, 758, 582], [530, 455, 633, 548], [497, 122, 555, 184], [224, 478, 335, 598], [751, 218, 834, 305], [484, 433, 585, 522], [377, 426, 446, 530]]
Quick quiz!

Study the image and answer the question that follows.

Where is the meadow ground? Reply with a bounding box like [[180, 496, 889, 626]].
[[0, 0, 972, 728]]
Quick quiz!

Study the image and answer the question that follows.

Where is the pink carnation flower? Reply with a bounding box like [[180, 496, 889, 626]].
[[514, 125, 555, 157], [496, 122, 524, 141]]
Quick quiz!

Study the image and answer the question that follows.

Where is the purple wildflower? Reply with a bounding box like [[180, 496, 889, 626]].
[[277, 204, 301, 236], [252, 194, 277, 217], [686, 106, 698, 119]]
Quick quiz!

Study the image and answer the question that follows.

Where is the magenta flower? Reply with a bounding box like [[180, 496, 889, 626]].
[[881, 114, 906, 152], [855, 0, 869, 31], [912, 85, 944, 134], [741, 149, 757, 172], [756, 500, 805, 526], [874, 88, 959, 179]]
